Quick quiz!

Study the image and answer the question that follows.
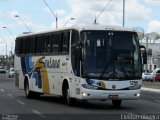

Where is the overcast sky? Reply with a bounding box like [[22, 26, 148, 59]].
[[0, 0, 160, 55]]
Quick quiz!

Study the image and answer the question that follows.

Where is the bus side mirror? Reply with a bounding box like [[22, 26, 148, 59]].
[[140, 45, 147, 64]]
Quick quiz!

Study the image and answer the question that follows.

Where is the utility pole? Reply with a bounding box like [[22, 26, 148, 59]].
[[145, 36, 148, 72], [123, 0, 125, 27]]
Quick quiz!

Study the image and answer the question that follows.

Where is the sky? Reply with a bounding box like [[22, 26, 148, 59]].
[[0, 0, 160, 55]]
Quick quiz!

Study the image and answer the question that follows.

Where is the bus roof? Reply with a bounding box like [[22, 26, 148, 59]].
[[17, 24, 137, 38]]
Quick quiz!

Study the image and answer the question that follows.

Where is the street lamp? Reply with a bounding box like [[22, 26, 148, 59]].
[[63, 18, 75, 27], [14, 15, 31, 32], [42, 0, 58, 29], [94, 0, 113, 24], [0, 37, 7, 57], [3, 26, 15, 40], [0, 37, 7, 66]]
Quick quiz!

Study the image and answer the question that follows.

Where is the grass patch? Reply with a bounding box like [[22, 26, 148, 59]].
[[142, 81, 160, 89]]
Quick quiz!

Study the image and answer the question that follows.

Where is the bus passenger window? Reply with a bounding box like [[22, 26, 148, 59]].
[[46, 35, 52, 53], [52, 34, 60, 54], [47, 44, 51, 53], [34, 36, 42, 54], [62, 32, 70, 54], [21, 38, 27, 54], [15, 38, 21, 54]]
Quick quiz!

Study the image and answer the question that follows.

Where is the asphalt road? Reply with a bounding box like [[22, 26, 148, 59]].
[[0, 74, 160, 120]]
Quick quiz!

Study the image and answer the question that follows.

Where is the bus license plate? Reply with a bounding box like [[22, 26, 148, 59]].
[[108, 95, 118, 100]]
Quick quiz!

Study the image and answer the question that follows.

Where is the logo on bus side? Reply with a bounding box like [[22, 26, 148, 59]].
[[44, 57, 60, 69]]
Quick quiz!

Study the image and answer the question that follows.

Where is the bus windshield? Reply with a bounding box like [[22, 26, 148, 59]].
[[81, 31, 141, 80]]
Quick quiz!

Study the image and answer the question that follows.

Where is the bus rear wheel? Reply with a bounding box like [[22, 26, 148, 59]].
[[112, 100, 122, 108], [24, 80, 40, 98], [24, 80, 33, 98]]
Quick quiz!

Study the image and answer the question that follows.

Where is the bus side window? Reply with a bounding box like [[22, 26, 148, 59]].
[[41, 36, 45, 54], [61, 31, 70, 54], [25, 37, 29, 54], [47, 44, 51, 53], [15, 38, 21, 54], [21, 38, 27, 54], [41, 35, 51, 54], [40, 36, 45, 54], [43, 35, 51, 53], [47, 35, 52, 53], [52, 33, 60, 54], [34, 37, 37, 54], [35, 36, 42, 54], [50, 34, 54, 53], [26, 37, 34, 54]]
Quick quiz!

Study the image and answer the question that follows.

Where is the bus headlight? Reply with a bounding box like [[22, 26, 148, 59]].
[[137, 93, 140, 97], [82, 92, 88, 96], [134, 93, 140, 97], [82, 84, 98, 90]]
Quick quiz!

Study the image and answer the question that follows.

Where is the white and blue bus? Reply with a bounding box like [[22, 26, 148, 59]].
[[15, 25, 147, 107]]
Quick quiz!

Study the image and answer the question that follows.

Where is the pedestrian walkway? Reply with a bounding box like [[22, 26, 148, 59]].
[[141, 87, 160, 93]]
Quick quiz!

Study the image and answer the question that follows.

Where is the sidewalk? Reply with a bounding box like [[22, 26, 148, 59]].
[[141, 87, 160, 93]]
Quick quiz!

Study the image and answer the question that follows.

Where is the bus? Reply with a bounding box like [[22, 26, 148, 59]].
[[14, 25, 147, 107]]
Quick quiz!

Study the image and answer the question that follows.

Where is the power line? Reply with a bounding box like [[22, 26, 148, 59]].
[[42, 0, 58, 29], [94, 0, 113, 24]]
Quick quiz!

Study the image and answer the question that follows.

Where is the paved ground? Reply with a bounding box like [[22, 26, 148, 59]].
[[0, 74, 159, 120], [142, 87, 160, 93]]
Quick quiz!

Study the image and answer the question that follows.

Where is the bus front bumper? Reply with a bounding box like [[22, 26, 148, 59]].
[[79, 89, 141, 100]]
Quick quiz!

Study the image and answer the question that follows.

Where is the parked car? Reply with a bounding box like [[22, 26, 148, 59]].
[[152, 68, 160, 81], [0, 67, 7, 74], [8, 68, 15, 78], [142, 72, 153, 81]]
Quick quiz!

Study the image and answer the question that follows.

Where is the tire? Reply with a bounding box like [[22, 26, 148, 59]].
[[64, 84, 76, 106], [24, 80, 33, 98], [112, 100, 122, 108], [24, 80, 40, 99]]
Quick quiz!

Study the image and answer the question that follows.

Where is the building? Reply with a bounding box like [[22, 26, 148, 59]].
[[141, 43, 160, 72]]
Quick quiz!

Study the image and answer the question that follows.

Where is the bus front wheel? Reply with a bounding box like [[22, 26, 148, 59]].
[[63, 84, 76, 106], [112, 100, 122, 108]]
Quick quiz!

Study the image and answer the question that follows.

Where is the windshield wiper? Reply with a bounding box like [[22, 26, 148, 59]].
[[100, 55, 135, 79]]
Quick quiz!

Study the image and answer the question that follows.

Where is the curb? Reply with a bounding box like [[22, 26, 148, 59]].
[[141, 87, 160, 93]]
